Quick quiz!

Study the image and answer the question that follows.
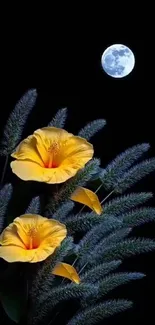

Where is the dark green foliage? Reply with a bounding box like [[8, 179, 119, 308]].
[[89, 238, 155, 264], [76, 217, 122, 261], [45, 158, 100, 214], [67, 299, 133, 325], [48, 107, 67, 128], [91, 228, 132, 259], [114, 158, 155, 193], [79, 228, 131, 269], [100, 143, 150, 191], [121, 207, 155, 227], [96, 272, 144, 300], [47, 201, 74, 221], [25, 196, 41, 214], [81, 260, 122, 283], [0, 89, 37, 155], [81, 272, 144, 308], [0, 183, 13, 232], [104, 192, 153, 216], [78, 119, 106, 140], [65, 212, 104, 233], [31, 283, 98, 325]]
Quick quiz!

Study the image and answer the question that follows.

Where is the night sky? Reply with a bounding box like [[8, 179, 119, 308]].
[[0, 15, 154, 325]]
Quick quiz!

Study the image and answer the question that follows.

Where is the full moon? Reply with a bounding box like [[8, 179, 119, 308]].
[[101, 44, 135, 78]]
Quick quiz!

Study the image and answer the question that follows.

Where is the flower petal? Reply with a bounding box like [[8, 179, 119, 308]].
[[0, 245, 56, 263], [61, 136, 94, 166], [71, 187, 103, 215], [52, 262, 80, 284], [38, 219, 67, 246], [34, 127, 72, 147], [11, 135, 44, 166], [10, 160, 50, 182], [10, 160, 84, 184], [0, 223, 25, 248]]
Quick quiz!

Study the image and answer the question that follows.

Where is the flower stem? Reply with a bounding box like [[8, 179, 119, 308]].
[[95, 182, 103, 194], [72, 255, 79, 267], [78, 261, 88, 275], [101, 190, 114, 204], [0, 155, 8, 187], [75, 205, 86, 217]]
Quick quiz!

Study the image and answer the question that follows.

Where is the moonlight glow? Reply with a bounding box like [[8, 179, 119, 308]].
[[101, 44, 135, 78]]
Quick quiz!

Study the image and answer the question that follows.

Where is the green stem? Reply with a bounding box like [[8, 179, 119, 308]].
[[0, 155, 8, 186], [72, 255, 79, 267], [101, 190, 114, 204], [79, 262, 88, 275], [95, 182, 103, 194]]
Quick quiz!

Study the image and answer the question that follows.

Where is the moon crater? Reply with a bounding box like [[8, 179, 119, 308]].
[[101, 44, 135, 78]]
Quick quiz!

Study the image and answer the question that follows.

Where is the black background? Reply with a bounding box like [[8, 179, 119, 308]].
[[0, 12, 154, 325]]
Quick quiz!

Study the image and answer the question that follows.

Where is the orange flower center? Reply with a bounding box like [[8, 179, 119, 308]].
[[45, 141, 60, 168], [27, 227, 40, 249]]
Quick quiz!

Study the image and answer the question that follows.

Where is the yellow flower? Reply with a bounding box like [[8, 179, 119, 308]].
[[71, 187, 103, 215], [52, 262, 80, 284], [0, 214, 67, 263], [10, 127, 94, 184]]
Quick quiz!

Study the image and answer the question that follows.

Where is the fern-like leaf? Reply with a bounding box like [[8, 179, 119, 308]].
[[48, 107, 67, 128], [31, 283, 98, 325], [25, 196, 41, 214], [0, 89, 37, 155], [83, 228, 131, 267], [67, 299, 133, 325], [81, 260, 122, 283], [0, 183, 13, 232], [104, 192, 153, 216], [100, 143, 150, 191], [121, 207, 155, 227], [47, 201, 74, 221], [78, 119, 106, 140], [76, 217, 122, 266], [91, 238, 155, 264], [114, 158, 155, 193], [65, 212, 104, 233], [96, 272, 144, 299]]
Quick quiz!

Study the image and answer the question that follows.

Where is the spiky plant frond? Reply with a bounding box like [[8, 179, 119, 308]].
[[0, 89, 37, 155], [100, 143, 150, 191], [78, 119, 106, 140], [48, 107, 68, 128], [25, 196, 41, 214], [0, 183, 13, 232], [67, 300, 133, 325]]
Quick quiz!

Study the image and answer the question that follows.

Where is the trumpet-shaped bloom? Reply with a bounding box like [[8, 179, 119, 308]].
[[10, 127, 94, 184], [0, 214, 67, 263], [52, 262, 80, 284], [71, 187, 103, 215]]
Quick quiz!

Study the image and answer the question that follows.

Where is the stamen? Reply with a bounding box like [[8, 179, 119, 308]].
[[28, 227, 38, 249], [28, 227, 37, 237], [48, 141, 60, 154], [47, 141, 60, 168]]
